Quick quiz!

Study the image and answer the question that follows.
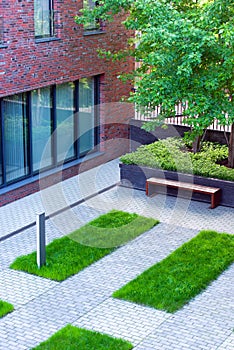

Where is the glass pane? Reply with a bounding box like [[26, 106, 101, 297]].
[[3, 94, 29, 182], [31, 87, 53, 171], [34, 0, 52, 37], [78, 78, 95, 155], [56, 82, 75, 163], [83, 0, 99, 30]]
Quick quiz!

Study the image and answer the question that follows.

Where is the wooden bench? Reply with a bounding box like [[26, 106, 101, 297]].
[[146, 177, 221, 209]]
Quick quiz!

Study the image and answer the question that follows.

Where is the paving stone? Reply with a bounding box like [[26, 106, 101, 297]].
[[0, 159, 119, 240], [0, 269, 57, 308], [0, 159, 234, 349], [218, 333, 234, 350], [74, 297, 171, 345]]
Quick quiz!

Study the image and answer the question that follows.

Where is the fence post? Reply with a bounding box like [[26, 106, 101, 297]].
[[37, 212, 46, 268]]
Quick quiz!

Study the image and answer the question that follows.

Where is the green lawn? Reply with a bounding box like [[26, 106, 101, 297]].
[[113, 230, 234, 313], [10, 210, 158, 281], [32, 324, 133, 350], [70, 210, 158, 248], [0, 300, 14, 318]]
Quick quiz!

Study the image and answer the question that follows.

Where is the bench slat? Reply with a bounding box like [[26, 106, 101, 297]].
[[147, 178, 220, 194]]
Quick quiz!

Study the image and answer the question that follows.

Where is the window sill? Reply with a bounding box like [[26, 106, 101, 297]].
[[0, 151, 104, 195], [83, 30, 106, 36], [35, 37, 61, 44]]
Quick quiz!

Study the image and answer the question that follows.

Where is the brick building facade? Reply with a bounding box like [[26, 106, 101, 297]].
[[0, 0, 134, 205]]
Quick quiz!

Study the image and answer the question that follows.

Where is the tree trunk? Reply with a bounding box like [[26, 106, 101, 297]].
[[192, 135, 201, 153], [228, 123, 234, 168]]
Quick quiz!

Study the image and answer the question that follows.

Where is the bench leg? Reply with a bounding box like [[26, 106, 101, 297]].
[[210, 194, 216, 209], [210, 191, 221, 209], [146, 181, 149, 196], [146, 183, 159, 197]]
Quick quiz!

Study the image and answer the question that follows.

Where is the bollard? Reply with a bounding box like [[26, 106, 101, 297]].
[[37, 212, 46, 268]]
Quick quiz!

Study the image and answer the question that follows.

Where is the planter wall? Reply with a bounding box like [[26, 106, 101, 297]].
[[130, 119, 230, 152], [120, 163, 234, 208]]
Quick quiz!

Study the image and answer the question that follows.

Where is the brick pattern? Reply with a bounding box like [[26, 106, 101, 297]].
[[0, 152, 113, 207], [0, 0, 134, 203], [0, 214, 233, 349], [1, 1, 133, 101], [0, 162, 234, 349], [0, 159, 119, 240]]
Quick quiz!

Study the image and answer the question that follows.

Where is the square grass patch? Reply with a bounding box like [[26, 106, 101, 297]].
[[113, 230, 234, 313], [69, 210, 159, 248], [10, 210, 158, 281], [31, 324, 133, 349], [0, 300, 14, 318]]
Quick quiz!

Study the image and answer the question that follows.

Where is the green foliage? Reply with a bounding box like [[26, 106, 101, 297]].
[[10, 236, 113, 281], [32, 324, 133, 350], [121, 137, 194, 171], [120, 137, 234, 181], [0, 300, 14, 318], [70, 212, 158, 248], [193, 141, 228, 162], [75, 0, 234, 137], [113, 230, 234, 313], [10, 211, 158, 281], [90, 210, 138, 228]]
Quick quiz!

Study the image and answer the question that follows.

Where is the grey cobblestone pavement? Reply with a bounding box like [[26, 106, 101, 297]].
[[0, 159, 233, 349]]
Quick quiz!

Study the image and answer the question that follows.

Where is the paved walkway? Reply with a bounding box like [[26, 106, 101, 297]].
[[0, 159, 233, 349]]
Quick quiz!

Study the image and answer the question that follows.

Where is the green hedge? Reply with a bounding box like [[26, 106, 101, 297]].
[[120, 137, 234, 181]]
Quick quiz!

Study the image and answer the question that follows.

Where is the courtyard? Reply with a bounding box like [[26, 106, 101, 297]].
[[0, 159, 233, 350]]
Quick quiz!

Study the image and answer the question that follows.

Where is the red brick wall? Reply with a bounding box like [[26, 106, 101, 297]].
[[0, 0, 134, 204], [0, 0, 133, 101]]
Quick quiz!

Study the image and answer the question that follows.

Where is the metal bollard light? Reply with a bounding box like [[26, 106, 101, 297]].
[[36, 212, 46, 268]]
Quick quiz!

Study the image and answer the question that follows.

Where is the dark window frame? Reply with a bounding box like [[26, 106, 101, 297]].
[[34, 0, 54, 39], [55, 82, 77, 166], [83, 0, 104, 34], [31, 86, 54, 173], [0, 76, 100, 188], [2, 93, 30, 184]]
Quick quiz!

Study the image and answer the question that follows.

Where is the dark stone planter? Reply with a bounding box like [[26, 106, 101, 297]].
[[130, 119, 230, 152], [119, 163, 234, 208]]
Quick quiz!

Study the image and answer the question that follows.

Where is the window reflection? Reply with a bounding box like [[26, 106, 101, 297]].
[[31, 87, 53, 171], [3, 94, 29, 182], [56, 82, 75, 162], [79, 77, 95, 155]]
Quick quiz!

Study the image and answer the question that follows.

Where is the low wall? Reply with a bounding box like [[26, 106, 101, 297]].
[[120, 163, 234, 208], [130, 119, 230, 151]]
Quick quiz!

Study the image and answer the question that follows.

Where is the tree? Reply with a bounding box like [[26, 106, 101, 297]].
[[75, 0, 234, 166]]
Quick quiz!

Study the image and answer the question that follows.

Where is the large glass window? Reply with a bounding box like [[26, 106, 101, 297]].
[[56, 82, 75, 163], [31, 87, 53, 171], [3, 94, 29, 182], [34, 0, 54, 38], [0, 76, 99, 187], [78, 78, 95, 155]]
